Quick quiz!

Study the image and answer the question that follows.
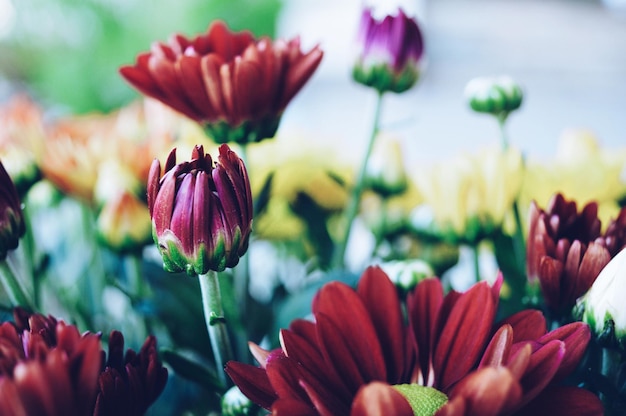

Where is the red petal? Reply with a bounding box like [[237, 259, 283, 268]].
[[225, 361, 276, 410], [280, 46, 323, 109], [357, 267, 406, 383], [573, 242, 610, 300], [176, 55, 215, 118], [516, 386, 604, 416], [479, 325, 513, 368], [272, 398, 317, 416], [350, 382, 413, 416], [445, 367, 522, 416], [538, 256, 563, 311], [518, 340, 564, 407], [201, 54, 227, 119], [434, 282, 496, 391], [147, 57, 203, 120], [496, 310, 546, 342], [314, 282, 387, 387], [536, 322, 590, 383], [265, 353, 310, 404], [407, 277, 444, 385]]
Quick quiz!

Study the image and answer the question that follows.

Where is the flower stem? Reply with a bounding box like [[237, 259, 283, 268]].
[[0, 259, 35, 311], [334, 90, 385, 269], [124, 253, 149, 300], [472, 244, 481, 283], [498, 113, 527, 291], [198, 271, 234, 387]]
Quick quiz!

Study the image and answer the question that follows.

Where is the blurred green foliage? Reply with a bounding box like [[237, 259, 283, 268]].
[[0, 0, 281, 113]]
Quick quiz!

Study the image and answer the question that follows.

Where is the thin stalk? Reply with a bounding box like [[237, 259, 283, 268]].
[[79, 202, 105, 319], [0, 259, 35, 311], [333, 90, 385, 269], [124, 253, 149, 300], [198, 270, 234, 387], [498, 114, 527, 277], [472, 244, 481, 283]]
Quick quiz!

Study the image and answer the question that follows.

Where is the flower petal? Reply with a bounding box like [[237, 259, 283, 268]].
[[350, 382, 413, 416], [516, 386, 603, 416], [225, 361, 277, 410], [357, 267, 406, 383]]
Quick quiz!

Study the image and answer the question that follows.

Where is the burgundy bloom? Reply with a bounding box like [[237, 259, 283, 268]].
[[226, 267, 601, 415], [0, 159, 25, 260], [526, 193, 626, 317], [147, 144, 253, 274], [0, 312, 102, 415], [0, 309, 168, 416], [353, 8, 424, 93], [120, 21, 323, 144], [94, 331, 168, 415]]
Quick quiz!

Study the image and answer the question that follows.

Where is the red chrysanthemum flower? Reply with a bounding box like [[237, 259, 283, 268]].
[[0, 309, 168, 415], [120, 21, 323, 144], [226, 267, 602, 415], [527, 193, 626, 317]]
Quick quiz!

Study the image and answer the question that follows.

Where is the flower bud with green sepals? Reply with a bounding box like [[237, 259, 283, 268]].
[[0, 160, 25, 260], [380, 259, 434, 297], [147, 144, 253, 275], [465, 75, 523, 119], [353, 8, 424, 94], [582, 247, 626, 351], [364, 135, 408, 198], [222, 385, 257, 416]]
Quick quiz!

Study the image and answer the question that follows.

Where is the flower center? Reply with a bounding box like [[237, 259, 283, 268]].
[[393, 384, 448, 416]]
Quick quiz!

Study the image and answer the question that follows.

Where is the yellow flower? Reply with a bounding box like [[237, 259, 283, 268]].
[[364, 134, 408, 197], [520, 129, 626, 228], [96, 191, 152, 253], [246, 134, 353, 240], [412, 146, 524, 243]]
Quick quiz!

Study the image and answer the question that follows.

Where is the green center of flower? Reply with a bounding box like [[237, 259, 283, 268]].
[[393, 384, 448, 416]]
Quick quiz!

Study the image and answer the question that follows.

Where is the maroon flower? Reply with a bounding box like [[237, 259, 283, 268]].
[[147, 144, 253, 274], [94, 331, 168, 415], [0, 313, 102, 415], [0, 309, 168, 415], [226, 267, 601, 415], [353, 8, 424, 93], [0, 159, 25, 260], [120, 21, 323, 144], [526, 193, 626, 317]]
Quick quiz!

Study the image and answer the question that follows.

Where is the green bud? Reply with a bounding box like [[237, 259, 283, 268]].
[[222, 386, 256, 416], [465, 76, 523, 117]]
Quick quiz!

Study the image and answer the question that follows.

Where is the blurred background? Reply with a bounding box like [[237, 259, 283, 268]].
[[1, 0, 625, 163]]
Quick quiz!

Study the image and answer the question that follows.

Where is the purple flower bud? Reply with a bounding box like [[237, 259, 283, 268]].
[[147, 144, 253, 275], [0, 160, 25, 260], [353, 8, 425, 94]]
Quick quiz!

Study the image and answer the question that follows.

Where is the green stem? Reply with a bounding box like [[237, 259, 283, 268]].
[[20, 204, 39, 308], [0, 259, 35, 311], [497, 113, 509, 151], [198, 271, 234, 387], [471, 244, 481, 283], [124, 254, 149, 300], [80, 202, 105, 319], [498, 112, 527, 300], [333, 90, 385, 269]]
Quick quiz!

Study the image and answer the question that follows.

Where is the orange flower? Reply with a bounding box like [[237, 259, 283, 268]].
[[120, 21, 323, 144]]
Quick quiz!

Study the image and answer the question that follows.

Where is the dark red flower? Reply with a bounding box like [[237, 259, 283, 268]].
[[526, 193, 626, 317], [93, 331, 168, 416], [120, 21, 323, 144], [0, 309, 168, 415], [0, 159, 25, 260], [226, 267, 601, 415], [147, 143, 253, 274]]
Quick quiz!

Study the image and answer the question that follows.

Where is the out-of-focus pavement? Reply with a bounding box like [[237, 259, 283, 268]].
[[277, 0, 626, 165]]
